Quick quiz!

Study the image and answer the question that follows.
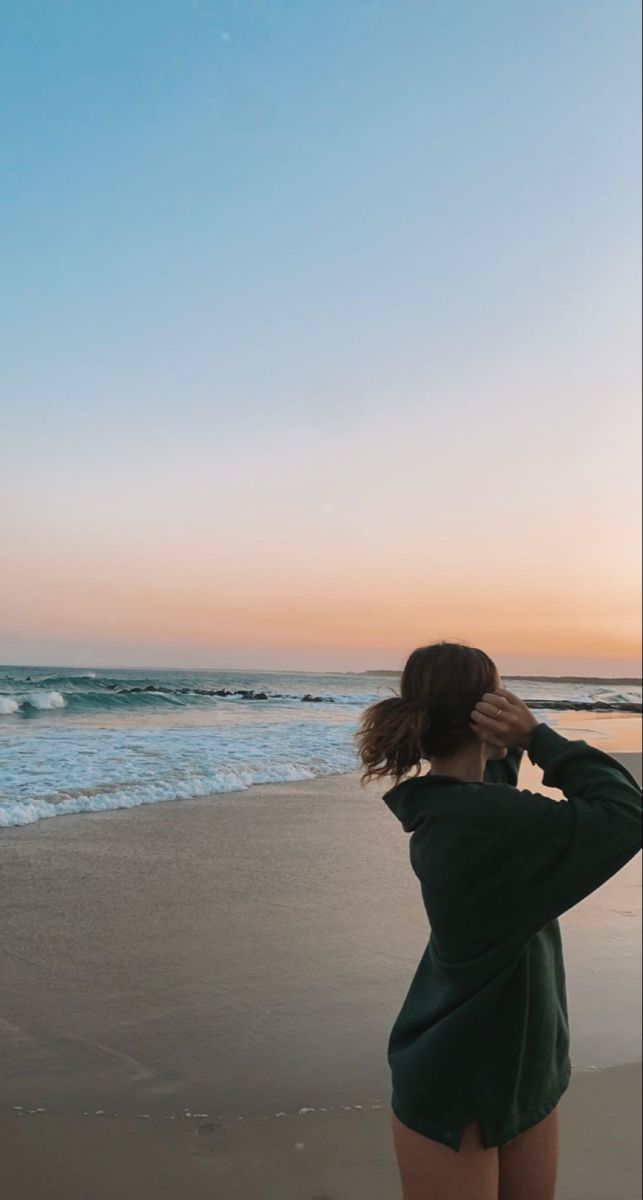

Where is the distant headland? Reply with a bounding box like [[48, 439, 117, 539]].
[[359, 671, 642, 684]]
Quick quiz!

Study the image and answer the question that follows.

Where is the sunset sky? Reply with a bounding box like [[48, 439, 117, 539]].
[[2, 1, 641, 675]]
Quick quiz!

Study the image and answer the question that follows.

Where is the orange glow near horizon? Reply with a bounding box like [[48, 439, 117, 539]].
[[3, 375, 641, 676], [3, 531, 641, 673]]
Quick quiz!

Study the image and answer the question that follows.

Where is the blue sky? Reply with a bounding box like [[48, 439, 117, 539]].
[[1, 0, 641, 671]]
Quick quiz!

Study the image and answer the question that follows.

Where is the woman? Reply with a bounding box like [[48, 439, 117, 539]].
[[356, 642, 642, 1200]]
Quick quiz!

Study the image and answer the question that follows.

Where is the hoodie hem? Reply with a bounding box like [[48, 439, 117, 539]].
[[390, 1058, 572, 1153]]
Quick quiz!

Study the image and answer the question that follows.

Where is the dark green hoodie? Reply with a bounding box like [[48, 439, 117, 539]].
[[382, 723, 642, 1151]]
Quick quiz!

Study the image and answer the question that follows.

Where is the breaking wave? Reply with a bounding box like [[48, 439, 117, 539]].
[[1, 672, 641, 718]]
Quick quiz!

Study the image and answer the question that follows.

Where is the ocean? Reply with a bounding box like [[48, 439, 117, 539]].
[[1, 666, 641, 828]]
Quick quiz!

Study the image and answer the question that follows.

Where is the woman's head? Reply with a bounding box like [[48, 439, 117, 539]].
[[355, 641, 500, 783]]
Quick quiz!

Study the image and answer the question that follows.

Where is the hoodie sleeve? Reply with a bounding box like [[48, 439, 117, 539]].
[[503, 724, 642, 933]]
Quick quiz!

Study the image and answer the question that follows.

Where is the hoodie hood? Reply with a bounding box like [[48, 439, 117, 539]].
[[383, 773, 464, 832]]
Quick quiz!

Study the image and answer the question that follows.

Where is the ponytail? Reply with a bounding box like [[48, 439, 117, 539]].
[[355, 696, 426, 784]]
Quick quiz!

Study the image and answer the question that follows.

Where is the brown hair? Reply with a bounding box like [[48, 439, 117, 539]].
[[355, 641, 499, 783]]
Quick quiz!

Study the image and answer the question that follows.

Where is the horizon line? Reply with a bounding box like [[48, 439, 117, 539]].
[[1, 662, 641, 685]]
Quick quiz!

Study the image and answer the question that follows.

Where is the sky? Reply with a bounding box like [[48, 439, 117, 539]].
[[1, 0, 641, 675]]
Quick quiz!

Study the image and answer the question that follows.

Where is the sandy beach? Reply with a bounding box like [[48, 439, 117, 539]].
[[1, 736, 641, 1198]]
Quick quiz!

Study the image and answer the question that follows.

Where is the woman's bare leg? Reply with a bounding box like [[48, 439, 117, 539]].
[[498, 1106, 560, 1200], [390, 1112, 499, 1200]]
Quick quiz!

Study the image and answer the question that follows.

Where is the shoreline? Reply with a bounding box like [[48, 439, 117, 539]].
[[1, 711, 640, 832]]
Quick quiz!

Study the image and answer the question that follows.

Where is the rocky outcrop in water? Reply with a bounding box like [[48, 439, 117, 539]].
[[107, 685, 336, 703]]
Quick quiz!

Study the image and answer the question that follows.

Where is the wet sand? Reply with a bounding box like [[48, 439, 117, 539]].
[[0, 724, 640, 1197], [1, 1062, 641, 1200]]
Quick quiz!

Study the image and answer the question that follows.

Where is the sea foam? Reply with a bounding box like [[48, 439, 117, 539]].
[[25, 691, 66, 711], [0, 718, 360, 828]]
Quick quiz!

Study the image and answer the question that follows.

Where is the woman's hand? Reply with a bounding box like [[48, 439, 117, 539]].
[[469, 687, 539, 750]]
